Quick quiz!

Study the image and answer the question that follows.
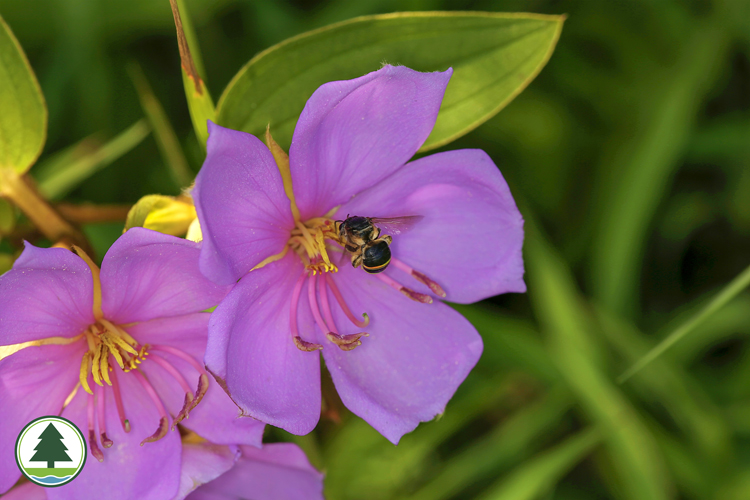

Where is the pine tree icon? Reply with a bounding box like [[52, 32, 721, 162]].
[[30, 423, 72, 468]]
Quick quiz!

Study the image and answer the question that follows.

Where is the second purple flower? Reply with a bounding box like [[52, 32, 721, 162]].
[[193, 65, 526, 444]]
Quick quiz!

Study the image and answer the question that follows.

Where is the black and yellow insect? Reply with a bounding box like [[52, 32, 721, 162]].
[[334, 215, 422, 274]]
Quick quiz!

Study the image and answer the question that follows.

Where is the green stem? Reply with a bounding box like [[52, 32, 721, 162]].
[[0, 168, 91, 253]]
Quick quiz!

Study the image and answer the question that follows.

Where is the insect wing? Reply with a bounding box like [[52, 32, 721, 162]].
[[370, 215, 424, 235]]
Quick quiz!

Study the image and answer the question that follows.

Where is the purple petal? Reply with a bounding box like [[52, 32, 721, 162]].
[[174, 443, 240, 500], [290, 65, 452, 219], [0, 243, 93, 345], [1, 482, 48, 500], [0, 344, 81, 493], [52, 365, 181, 500], [338, 149, 525, 304], [321, 264, 482, 444], [100, 228, 230, 324], [193, 122, 294, 285], [130, 314, 265, 447], [205, 255, 321, 436], [188, 443, 324, 500]]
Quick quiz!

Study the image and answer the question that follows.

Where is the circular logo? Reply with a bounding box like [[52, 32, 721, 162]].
[[15, 416, 87, 487]]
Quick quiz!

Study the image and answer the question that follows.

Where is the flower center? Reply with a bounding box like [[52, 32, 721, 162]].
[[288, 217, 339, 274], [259, 129, 448, 354], [71, 247, 209, 462]]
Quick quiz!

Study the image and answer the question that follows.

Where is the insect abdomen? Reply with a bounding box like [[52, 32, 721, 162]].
[[362, 241, 391, 274]]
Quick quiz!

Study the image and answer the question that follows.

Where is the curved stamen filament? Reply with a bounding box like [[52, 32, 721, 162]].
[[319, 274, 367, 351], [150, 353, 193, 394], [87, 389, 104, 462], [149, 344, 210, 410], [289, 272, 322, 352], [377, 273, 433, 304], [110, 367, 130, 433], [390, 258, 446, 298], [96, 384, 113, 448], [324, 274, 369, 328], [150, 345, 205, 375], [149, 353, 196, 429], [318, 273, 338, 335], [308, 274, 332, 335], [132, 369, 170, 446]]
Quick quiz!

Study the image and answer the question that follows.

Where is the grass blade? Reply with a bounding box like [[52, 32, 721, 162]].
[[478, 428, 601, 500], [618, 263, 750, 383]]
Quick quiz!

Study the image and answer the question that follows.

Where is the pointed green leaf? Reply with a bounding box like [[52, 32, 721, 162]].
[[0, 14, 47, 174], [217, 12, 564, 151]]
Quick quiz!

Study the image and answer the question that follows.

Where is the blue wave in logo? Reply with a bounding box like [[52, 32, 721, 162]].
[[31, 475, 72, 485]]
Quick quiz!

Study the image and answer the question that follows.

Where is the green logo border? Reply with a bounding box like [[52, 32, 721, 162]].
[[15, 415, 88, 488]]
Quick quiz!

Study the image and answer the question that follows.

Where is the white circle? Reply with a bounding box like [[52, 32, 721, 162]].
[[16, 416, 86, 487]]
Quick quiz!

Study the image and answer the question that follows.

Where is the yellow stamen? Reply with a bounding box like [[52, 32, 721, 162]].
[[99, 346, 112, 386], [92, 343, 103, 386], [314, 229, 334, 270], [85, 328, 97, 351], [265, 126, 300, 222], [290, 235, 316, 259], [80, 352, 93, 395], [71, 246, 103, 320], [99, 319, 138, 349], [103, 337, 125, 369]]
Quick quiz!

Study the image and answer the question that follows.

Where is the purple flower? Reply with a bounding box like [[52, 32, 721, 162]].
[[193, 65, 525, 444], [3, 441, 324, 500], [0, 228, 265, 500], [185, 442, 324, 500]]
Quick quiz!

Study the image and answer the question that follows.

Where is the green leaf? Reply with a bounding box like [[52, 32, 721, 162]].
[[33, 120, 150, 200], [478, 428, 601, 500], [217, 12, 564, 151], [0, 14, 47, 174]]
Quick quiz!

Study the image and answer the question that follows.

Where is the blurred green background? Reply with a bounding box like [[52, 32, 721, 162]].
[[2, 0, 750, 499]]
